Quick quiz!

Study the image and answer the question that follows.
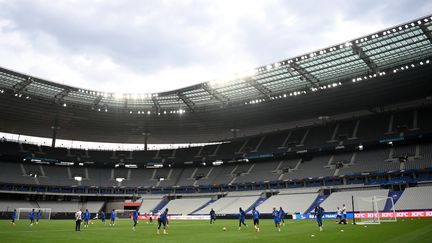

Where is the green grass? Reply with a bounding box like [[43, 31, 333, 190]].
[[1, 218, 431, 243]]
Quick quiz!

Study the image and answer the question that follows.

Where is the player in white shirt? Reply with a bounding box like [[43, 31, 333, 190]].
[[75, 209, 82, 231], [336, 207, 342, 223], [342, 204, 347, 224]]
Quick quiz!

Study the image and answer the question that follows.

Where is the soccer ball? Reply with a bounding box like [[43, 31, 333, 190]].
[[223, 227, 227, 231]]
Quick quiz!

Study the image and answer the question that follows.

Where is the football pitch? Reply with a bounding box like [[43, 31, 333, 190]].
[[1, 218, 431, 243]]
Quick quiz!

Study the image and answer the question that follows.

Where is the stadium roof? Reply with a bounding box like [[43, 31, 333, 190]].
[[0, 15, 432, 144], [0, 15, 431, 114]]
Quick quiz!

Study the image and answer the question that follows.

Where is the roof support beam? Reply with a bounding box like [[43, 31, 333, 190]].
[[246, 78, 272, 98], [151, 96, 161, 112], [13, 77, 33, 93], [202, 84, 230, 105], [54, 89, 70, 104], [177, 92, 195, 112], [351, 43, 379, 73], [420, 25, 432, 45], [290, 63, 320, 87]]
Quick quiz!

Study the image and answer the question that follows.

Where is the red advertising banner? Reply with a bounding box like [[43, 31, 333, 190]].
[[354, 211, 432, 219]]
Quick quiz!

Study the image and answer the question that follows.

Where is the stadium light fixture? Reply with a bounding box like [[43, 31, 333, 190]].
[[74, 176, 82, 182], [115, 177, 125, 182], [212, 160, 223, 166]]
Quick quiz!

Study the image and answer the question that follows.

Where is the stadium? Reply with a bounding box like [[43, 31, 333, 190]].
[[0, 2, 432, 243]]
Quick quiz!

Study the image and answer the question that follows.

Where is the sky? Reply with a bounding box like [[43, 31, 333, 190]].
[[0, 0, 431, 94]]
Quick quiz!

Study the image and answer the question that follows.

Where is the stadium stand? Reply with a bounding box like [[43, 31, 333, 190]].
[[0, 200, 38, 211], [139, 197, 165, 214], [394, 186, 432, 211], [320, 189, 389, 212], [195, 195, 259, 215], [37, 202, 80, 213], [256, 193, 319, 214], [160, 197, 212, 215]]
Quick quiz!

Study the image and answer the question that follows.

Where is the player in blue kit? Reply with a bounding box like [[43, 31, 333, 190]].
[[252, 207, 260, 233], [110, 209, 116, 226], [36, 210, 41, 224], [84, 209, 90, 228], [29, 209, 35, 226], [314, 205, 325, 231], [279, 207, 286, 226], [132, 209, 139, 231], [272, 207, 281, 232], [11, 209, 16, 225], [238, 207, 247, 230], [101, 211, 106, 224], [209, 208, 216, 224], [157, 208, 169, 235]]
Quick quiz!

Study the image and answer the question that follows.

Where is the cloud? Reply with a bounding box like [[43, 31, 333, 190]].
[[0, 0, 431, 93]]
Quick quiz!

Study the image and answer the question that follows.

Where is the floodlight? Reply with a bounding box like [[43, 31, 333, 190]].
[[74, 176, 82, 182], [212, 160, 223, 166], [115, 177, 125, 182]]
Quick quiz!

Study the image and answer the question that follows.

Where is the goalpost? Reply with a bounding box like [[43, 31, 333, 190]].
[[353, 195, 396, 225], [114, 209, 136, 219], [16, 208, 52, 220]]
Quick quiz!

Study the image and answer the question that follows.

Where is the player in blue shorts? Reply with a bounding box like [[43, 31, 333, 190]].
[[314, 205, 325, 231], [157, 208, 169, 235], [272, 207, 281, 232], [209, 208, 216, 224], [11, 209, 16, 225], [101, 211, 106, 224], [29, 209, 35, 226], [110, 209, 116, 226], [238, 207, 247, 230], [84, 209, 90, 228], [36, 210, 41, 224], [132, 209, 139, 231], [279, 207, 286, 226], [252, 207, 260, 233]]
